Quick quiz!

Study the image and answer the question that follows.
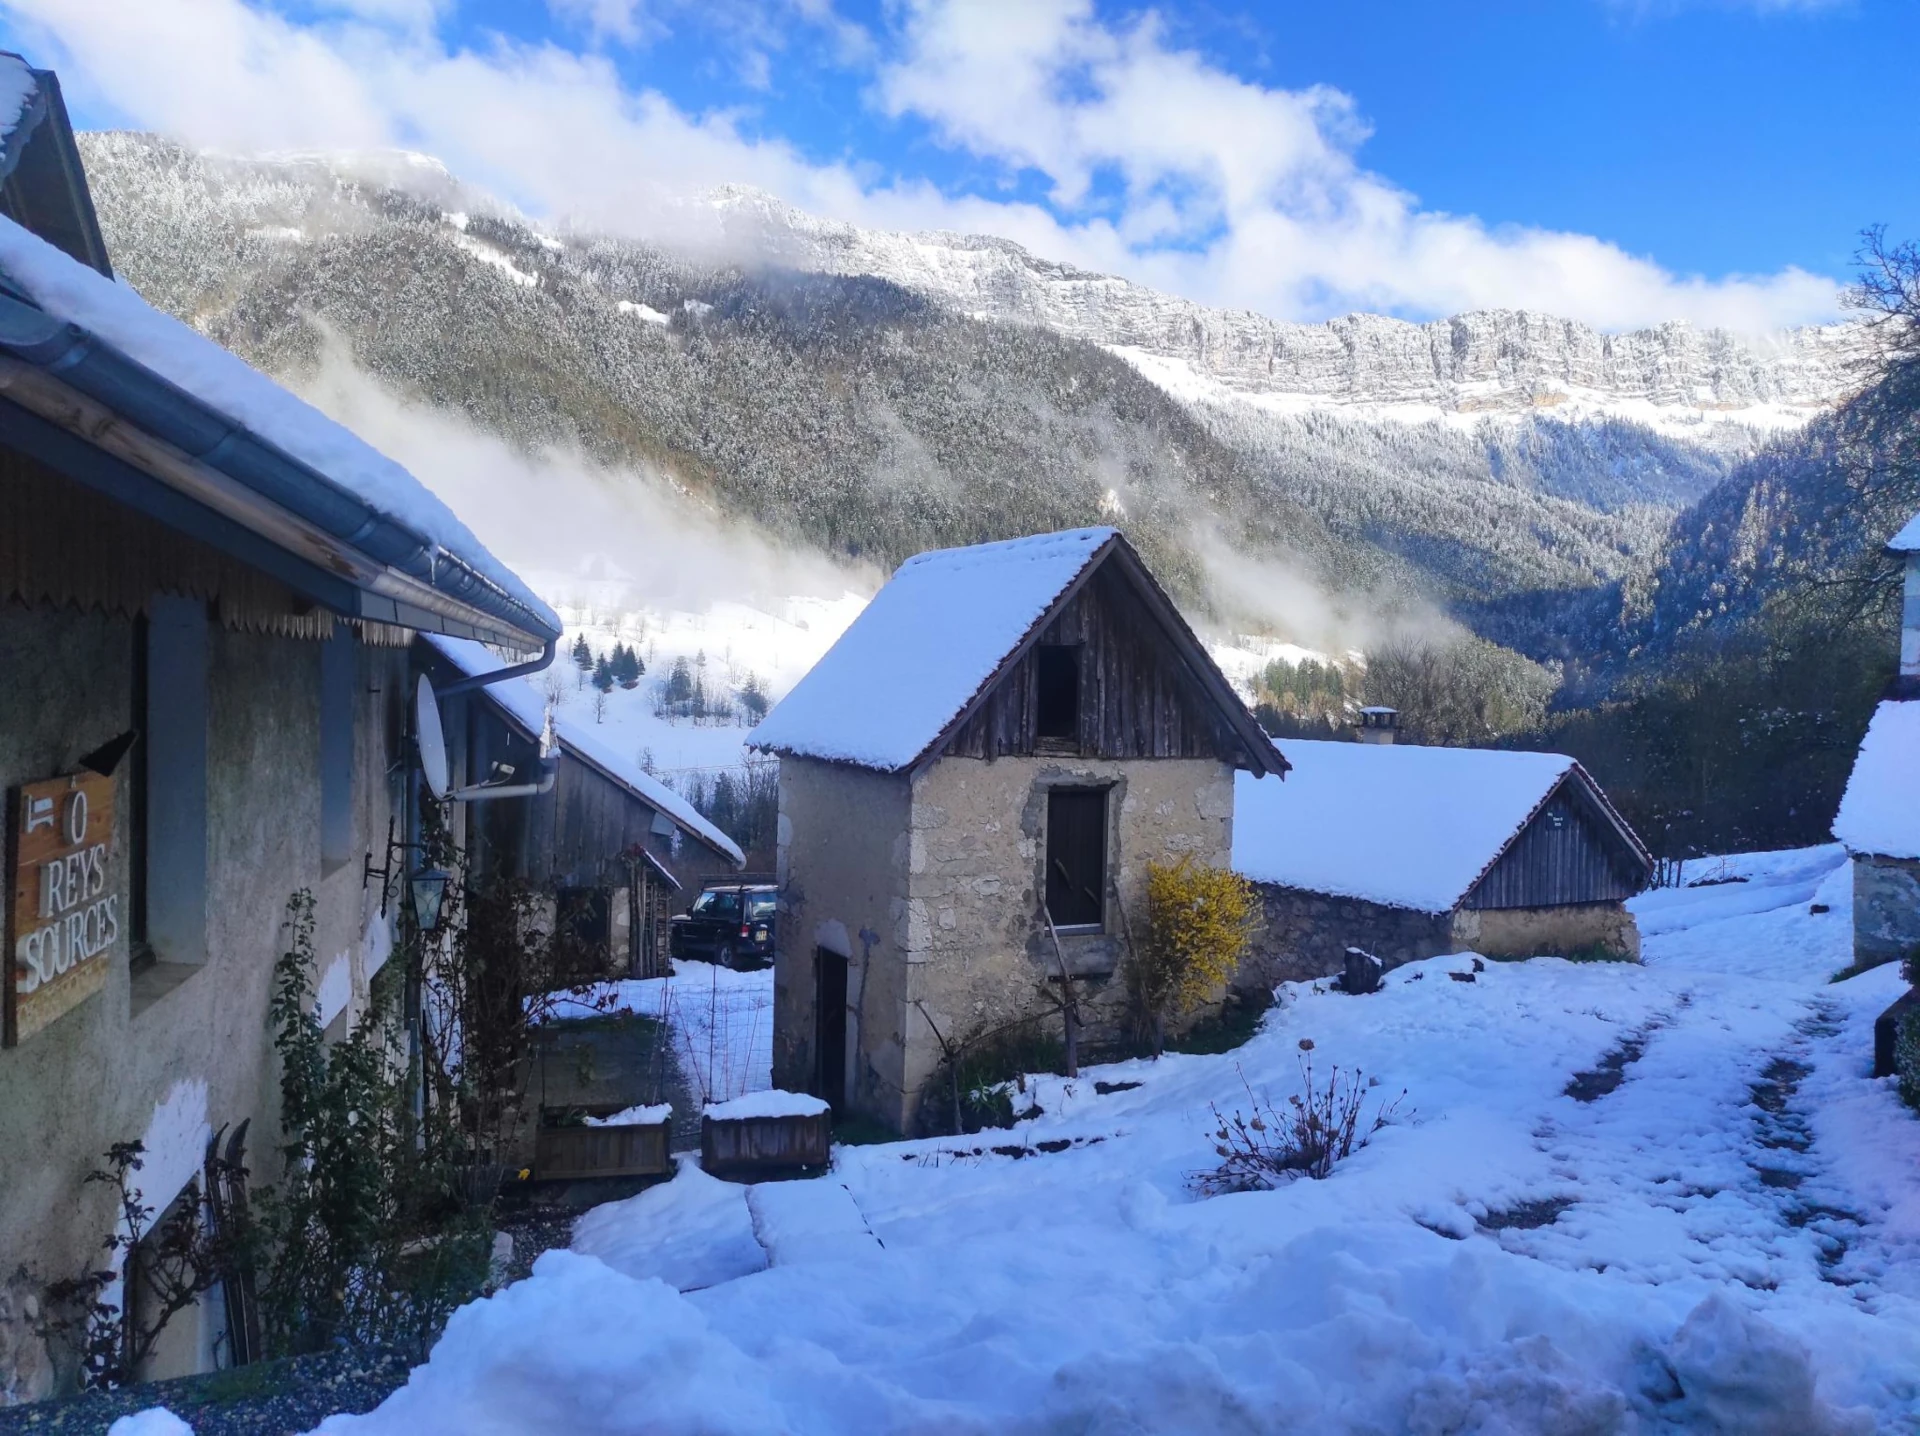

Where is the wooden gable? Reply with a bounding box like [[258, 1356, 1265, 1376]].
[[1461, 772, 1652, 911], [934, 548, 1281, 772]]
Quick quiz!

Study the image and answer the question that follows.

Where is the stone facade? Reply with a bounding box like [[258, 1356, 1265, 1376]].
[[1455, 902, 1640, 962], [1239, 885, 1642, 992], [1852, 854, 1920, 969], [1238, 885, 1456, 991], [776, 754, 1234, 1133], [0, 604, 406, 1396]]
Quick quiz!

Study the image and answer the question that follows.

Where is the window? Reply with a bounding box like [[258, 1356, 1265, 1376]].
[[745, 893, 777, 921], [319, 628, 355, 873], [1045, 787, 1106, 929], [691, 888, 743, 921], [137, 595, 209, 965], [1035, 644, 1082, 741]]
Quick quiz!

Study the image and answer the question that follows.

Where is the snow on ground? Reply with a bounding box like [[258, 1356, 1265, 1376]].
[[320, 845, 1920, 1433], [549, 959, 774, 1109], [522, 588, 867, 787]]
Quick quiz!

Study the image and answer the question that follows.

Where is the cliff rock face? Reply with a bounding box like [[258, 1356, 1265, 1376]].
[[707, 185, 1868, 419]]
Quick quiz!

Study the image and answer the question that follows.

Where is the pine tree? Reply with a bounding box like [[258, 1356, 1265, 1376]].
[[592, 654, 615, 695], [738, 673, 770, 724], [571, 634, 592, 671], [665, 656, 693, 708], [613, 644, 643, 690]]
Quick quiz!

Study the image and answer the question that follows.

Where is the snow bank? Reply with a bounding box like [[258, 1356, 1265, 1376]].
[[0, 217, 556, 632], [423, 634, 743, 865], [312, 1251, 782, 1434], [570, 1157, 765, 1292], [703, 1089, 827, 1120], [108, 1411, 193, 1436], [583, 1103, 670, 1127], [1832, 700, 1920, 859], [1232, 741, 1581, 911], [749, 527, 1114, 770], [746, 1181, 882, 1266]]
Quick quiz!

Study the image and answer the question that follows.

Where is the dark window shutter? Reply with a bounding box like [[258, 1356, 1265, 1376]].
[[1046, 787, 1106, 927]]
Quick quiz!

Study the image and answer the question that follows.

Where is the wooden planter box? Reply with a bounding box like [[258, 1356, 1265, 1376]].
[[534, 1105, 673, 1182], [701, 1104, 832, 1178]]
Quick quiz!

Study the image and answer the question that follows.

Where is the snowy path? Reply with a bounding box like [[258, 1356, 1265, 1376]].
[[317, 844, 1920, 1434]]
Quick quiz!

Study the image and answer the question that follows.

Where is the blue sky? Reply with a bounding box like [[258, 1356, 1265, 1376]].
[[7, 0, 1912, 331]]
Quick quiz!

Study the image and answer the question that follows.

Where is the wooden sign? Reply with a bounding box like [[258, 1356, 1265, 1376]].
[[5, 771, 118, 1047]]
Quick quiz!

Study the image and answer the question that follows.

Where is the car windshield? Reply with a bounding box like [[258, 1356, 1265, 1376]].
[[691, 889, 742, 919], [745, 894, 776, 920]]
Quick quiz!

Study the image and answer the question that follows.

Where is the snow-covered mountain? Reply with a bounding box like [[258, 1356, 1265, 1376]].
[[703, 184, 1868, 433], [70, 132, 1867, 667]]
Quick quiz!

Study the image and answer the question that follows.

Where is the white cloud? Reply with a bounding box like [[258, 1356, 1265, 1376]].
[[7, 0, 1841, 332], [547, 0, 658, 46]]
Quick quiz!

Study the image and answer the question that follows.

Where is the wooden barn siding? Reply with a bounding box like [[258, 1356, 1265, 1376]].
[[461, 702, 661, 889], [943, 564, 1240, 763], [545, 756, 659, 889], [1463, 785, 1642, 910]]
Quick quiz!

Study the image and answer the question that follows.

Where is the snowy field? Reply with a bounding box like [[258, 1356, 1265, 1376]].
[[127, 843, 1920, 1433]]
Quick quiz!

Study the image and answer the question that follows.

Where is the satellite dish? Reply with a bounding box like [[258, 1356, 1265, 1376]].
[[415, 674, 449, 800]]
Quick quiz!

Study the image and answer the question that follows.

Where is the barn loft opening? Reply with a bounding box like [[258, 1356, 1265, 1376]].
[[1035, 643, 1082, 741], [1046, 786, 1106, 929]]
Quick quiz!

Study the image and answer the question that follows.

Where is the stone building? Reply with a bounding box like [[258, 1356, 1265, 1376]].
[[1832, 511, 1920, 1073], [1232, 737, 1652, 988], [419, 635, 744, 979], [1833, 512, 1920, 973], [750, 528, 1286, 1134], [0, 55, 558, 1398]]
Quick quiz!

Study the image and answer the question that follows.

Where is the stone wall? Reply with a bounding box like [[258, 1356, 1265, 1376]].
[[771, 757, 912, 1123], [1239, 884, 1456, 991], [896, 755, 1234, 1131], [0, 607, 404, 1398], [1453, 902, 1641, 961], [1237, 887, 1643, 992], [1853, 854, 1920, 969]]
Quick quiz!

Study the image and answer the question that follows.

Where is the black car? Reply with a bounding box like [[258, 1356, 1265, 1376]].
[[670, 883, 777, 968]]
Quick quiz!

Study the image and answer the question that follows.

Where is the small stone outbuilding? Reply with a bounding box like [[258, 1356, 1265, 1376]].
[[1833, 510, 1920, 979], [1232, 739, 1652, 988], [751, 528, 1286, 1133]]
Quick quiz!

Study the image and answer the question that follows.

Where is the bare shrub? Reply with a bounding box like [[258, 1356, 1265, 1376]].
[[1196, 1053, 1407, 1194]]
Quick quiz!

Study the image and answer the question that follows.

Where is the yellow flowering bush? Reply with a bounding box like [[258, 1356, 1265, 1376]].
[[1130, 855, 1259, 1050]]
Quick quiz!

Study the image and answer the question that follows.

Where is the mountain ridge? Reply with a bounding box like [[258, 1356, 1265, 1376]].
[[700, 183, 1869, 425]]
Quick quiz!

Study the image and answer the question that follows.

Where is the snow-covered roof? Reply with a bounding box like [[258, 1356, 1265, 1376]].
[[1833, 700, 1920, 859], [1888, 511, 1920, 554], [0, 54, 37, 156], [749, 527, 1282, 774], [749, 528, 1118, 769], [0, 212, 559, 643], [1233, 740, 1596, 913], [425, 635, 744, 868]]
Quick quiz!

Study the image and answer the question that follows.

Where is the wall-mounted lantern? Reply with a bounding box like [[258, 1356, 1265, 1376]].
[[410, 868, 451, 934]]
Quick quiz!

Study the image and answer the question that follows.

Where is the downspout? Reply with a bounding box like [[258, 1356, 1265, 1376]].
[[425, 639, 563, 802], [436, 637, 558, 697]]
